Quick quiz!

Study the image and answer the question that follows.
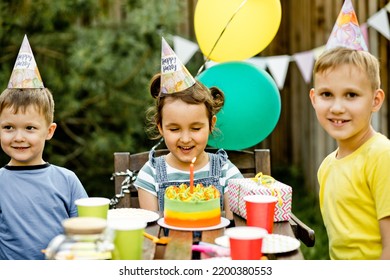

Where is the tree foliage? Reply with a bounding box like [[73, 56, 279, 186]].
[[0, 0, 185, 197]]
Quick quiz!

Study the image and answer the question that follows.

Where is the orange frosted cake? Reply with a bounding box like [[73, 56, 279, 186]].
[[164, 183, 221, 228]]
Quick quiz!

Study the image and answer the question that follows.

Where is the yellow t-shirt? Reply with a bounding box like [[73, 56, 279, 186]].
[[318, 133, 390, 260]]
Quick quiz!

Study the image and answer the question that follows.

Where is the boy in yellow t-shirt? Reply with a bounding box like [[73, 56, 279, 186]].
[[309, 46, 390, 259]]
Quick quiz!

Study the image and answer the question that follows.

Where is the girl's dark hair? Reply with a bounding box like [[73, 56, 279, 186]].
[[145, 73, 224, 140]]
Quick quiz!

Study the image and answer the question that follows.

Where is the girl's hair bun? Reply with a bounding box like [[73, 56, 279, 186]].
[[210, 86, 225, 113], [149, 74, 161, 99]]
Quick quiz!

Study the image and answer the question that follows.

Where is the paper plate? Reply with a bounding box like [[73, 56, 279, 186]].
[[107, 208, 160, 223], [215, 234, 301, 254], [157, 217, 230, 231]]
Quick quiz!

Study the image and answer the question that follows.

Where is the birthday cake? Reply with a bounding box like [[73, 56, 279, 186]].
[[164, 183, 221, 228]]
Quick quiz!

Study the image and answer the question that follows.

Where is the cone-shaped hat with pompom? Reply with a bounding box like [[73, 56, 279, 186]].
[[325, 0, 368, 51], [8, 35, 44, 88], [160, 37, 196, 94]]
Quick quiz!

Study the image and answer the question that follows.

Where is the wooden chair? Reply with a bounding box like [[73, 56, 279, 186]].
[[112, 148, 315, 247]]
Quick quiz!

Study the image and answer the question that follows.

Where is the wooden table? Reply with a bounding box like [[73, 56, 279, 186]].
[[142, 213, 304, 260]]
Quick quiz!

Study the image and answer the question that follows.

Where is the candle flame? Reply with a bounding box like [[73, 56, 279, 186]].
[[191, 157, 197, 164]]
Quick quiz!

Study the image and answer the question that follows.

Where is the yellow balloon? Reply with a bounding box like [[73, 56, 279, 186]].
[[194, 0, 282, 62]]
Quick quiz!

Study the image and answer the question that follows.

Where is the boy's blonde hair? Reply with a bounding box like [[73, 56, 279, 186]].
[[314, 47, 381, 90], [0, 88, 55, 124]]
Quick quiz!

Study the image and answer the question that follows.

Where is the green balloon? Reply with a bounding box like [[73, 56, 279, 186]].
[[198, 61, 281, 150]]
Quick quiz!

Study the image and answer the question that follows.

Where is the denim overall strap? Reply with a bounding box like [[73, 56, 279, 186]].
[[210, 149, 228, 180], [154, 156, 170, 211], [147, 150, 167, 211], [208, 149, 228, 208]]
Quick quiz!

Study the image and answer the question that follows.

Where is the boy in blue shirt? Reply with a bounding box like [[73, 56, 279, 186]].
[[0, 35, 88, 260]]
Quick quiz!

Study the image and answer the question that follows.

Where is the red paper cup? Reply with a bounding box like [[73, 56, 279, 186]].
[[244, 195, 278, 233], [225, 226, 268, 260]]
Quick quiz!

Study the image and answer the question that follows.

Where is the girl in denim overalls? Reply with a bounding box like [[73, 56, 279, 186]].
[[135, 40, 243, 234], [135, 74, 243, 224]]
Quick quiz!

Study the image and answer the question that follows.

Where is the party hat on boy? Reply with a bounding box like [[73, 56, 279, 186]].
[[8, 35, 44, 89], [160, 37, 196, 94], [325, 0, 368, 51]]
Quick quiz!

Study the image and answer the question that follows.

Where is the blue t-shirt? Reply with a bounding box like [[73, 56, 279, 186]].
[[0, 163, 88, 260]]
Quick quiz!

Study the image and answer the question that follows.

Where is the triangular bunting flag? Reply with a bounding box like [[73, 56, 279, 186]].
[[313, 45, 326, 59], [367, 8, 390, 40], [293, 51, 315, 84], [266, 55, 291, 90], [246, 57, 267, 71], [173, 35, 199, 65], [386, 2, 390, 13]]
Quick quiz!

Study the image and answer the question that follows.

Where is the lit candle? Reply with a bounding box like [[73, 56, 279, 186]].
[[190, 157, 196, 193]]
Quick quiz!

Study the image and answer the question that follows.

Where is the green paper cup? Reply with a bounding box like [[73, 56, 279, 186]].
[[108, 219, 146, 260], [75, 197, 110, 219]]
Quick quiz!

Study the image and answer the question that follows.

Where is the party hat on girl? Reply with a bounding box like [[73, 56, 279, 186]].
[[325, 0, 368, 51], [160, 37, 196, 94], [8, 35, 44, 89]]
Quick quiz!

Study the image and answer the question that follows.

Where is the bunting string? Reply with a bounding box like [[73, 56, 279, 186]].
[[173, 2, 390, 90]]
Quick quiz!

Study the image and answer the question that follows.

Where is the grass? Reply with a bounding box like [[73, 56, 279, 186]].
[[273, 166, 330, 260]]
